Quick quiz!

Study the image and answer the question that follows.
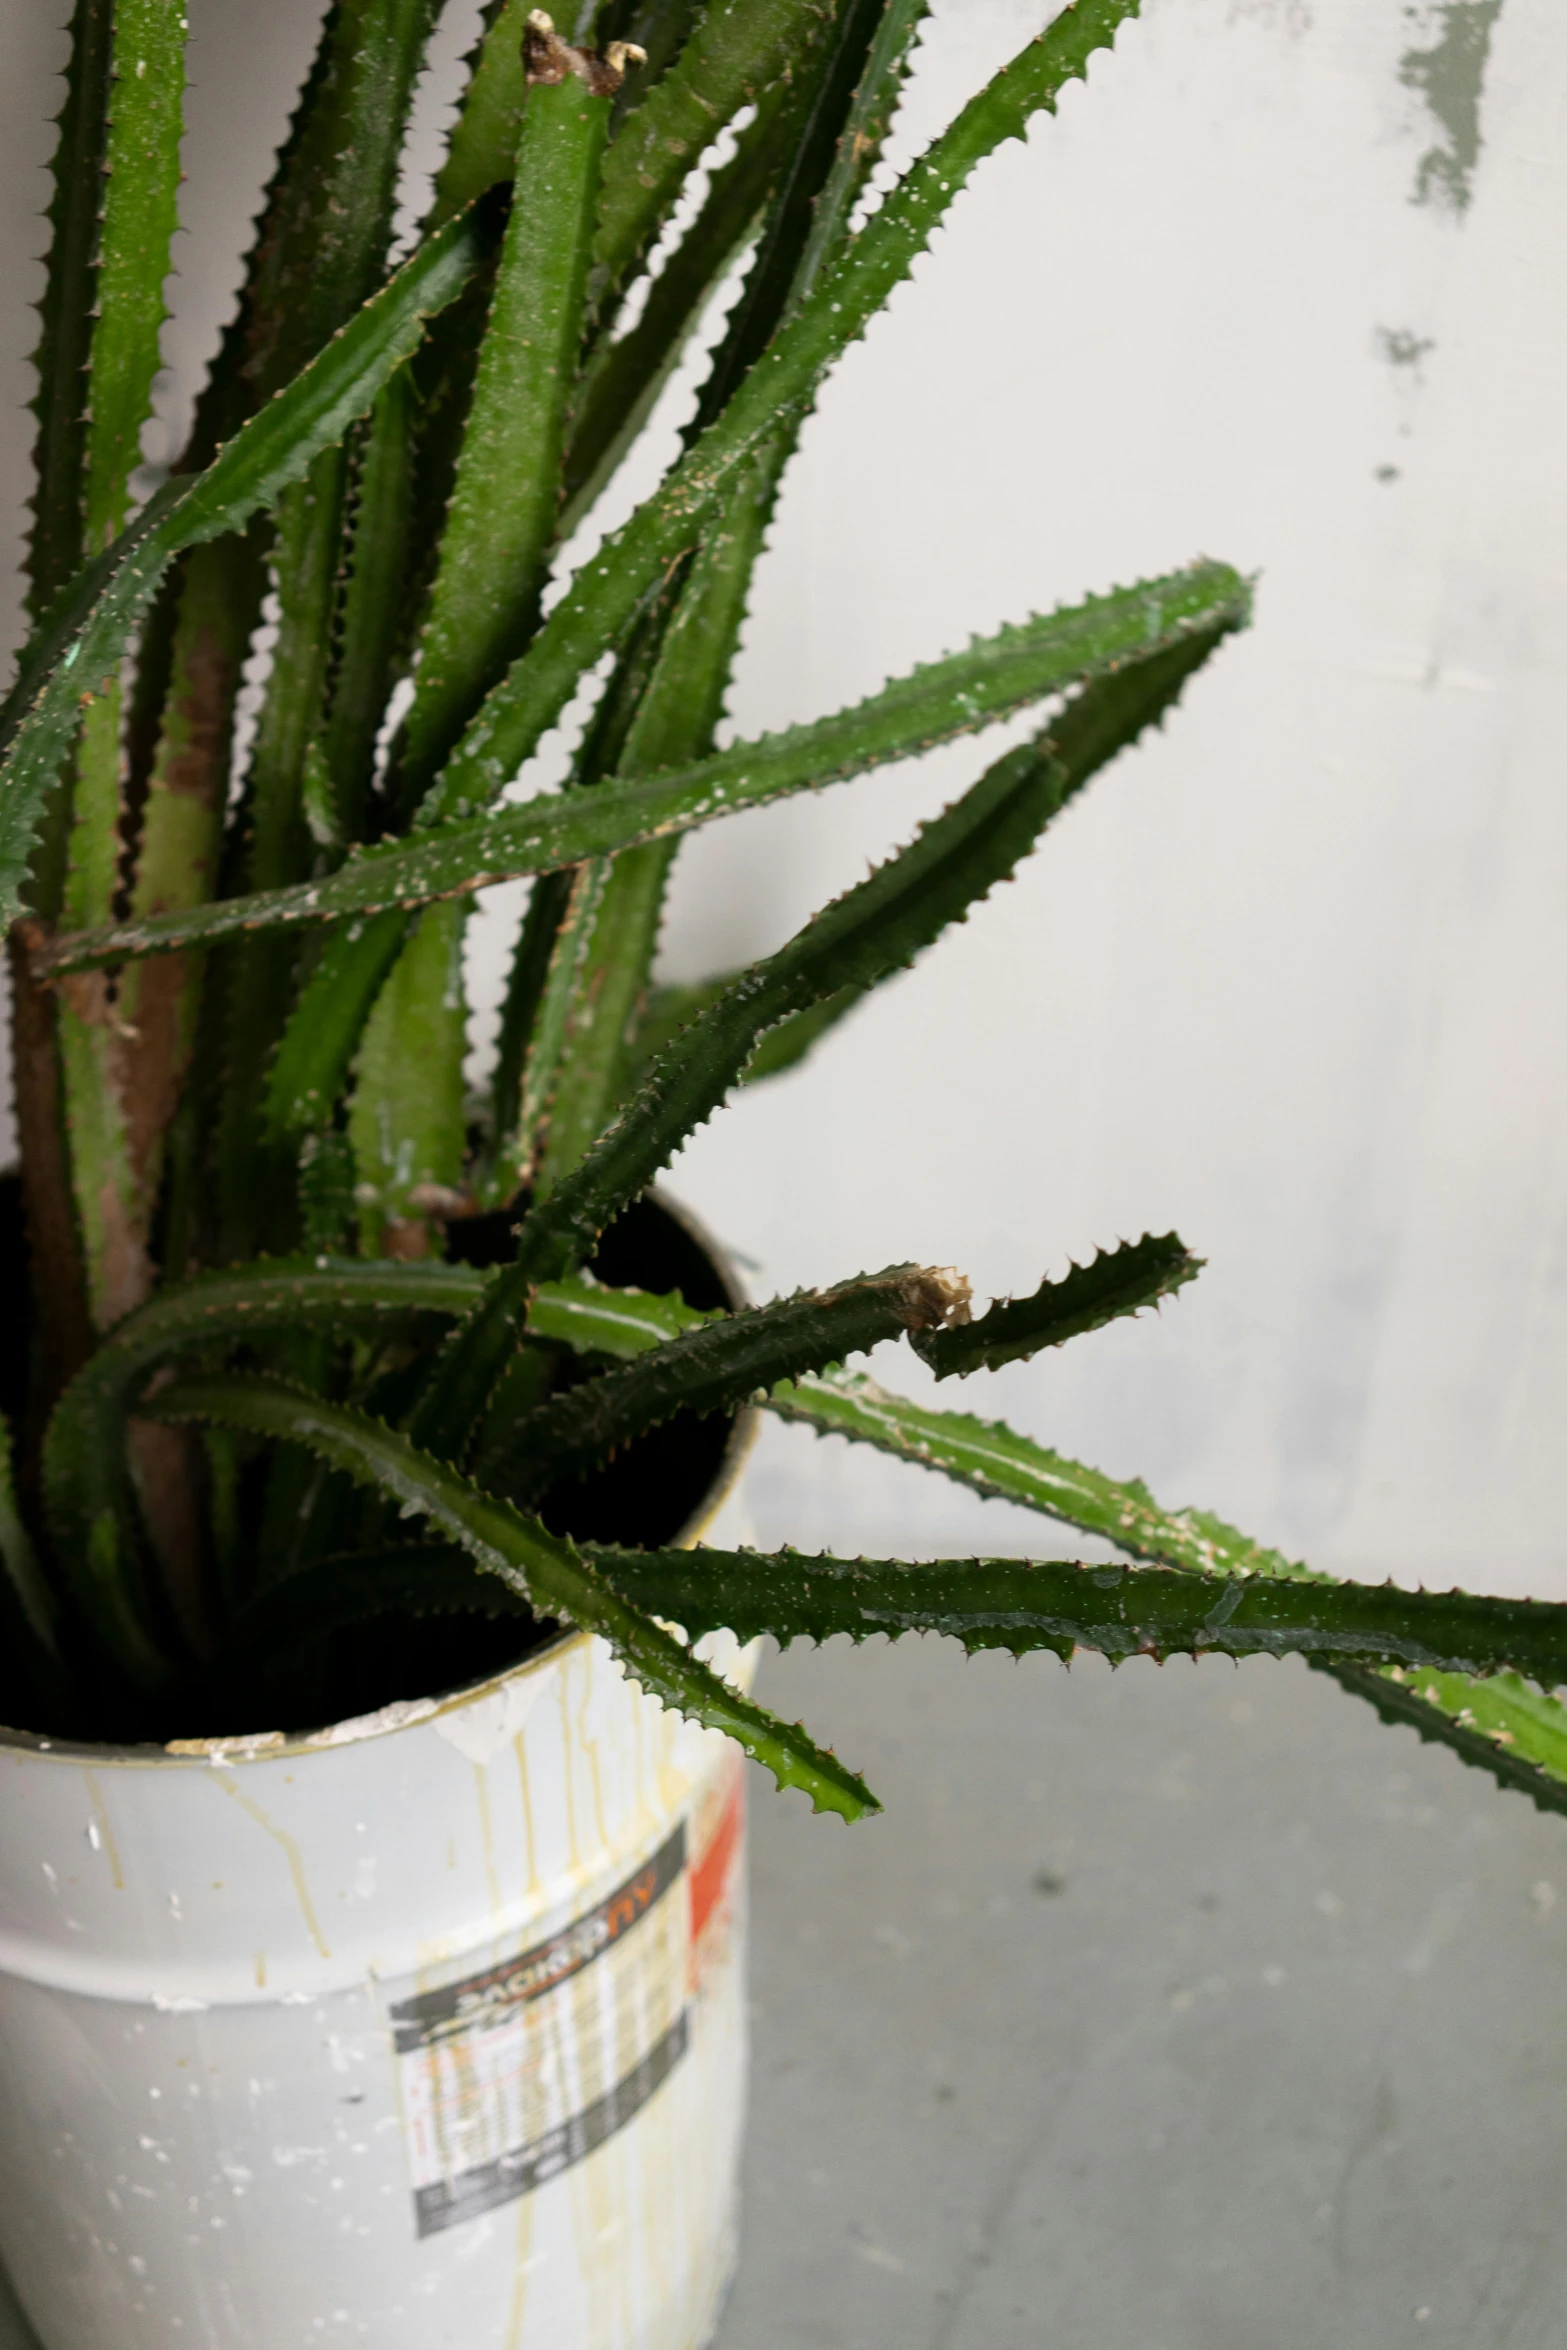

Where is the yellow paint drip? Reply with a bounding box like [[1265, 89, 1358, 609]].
[[212, 1776, 330, 1961]]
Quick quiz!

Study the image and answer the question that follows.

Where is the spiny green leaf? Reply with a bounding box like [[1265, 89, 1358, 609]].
[[586, 1544, 1567, 1687], [421, 0, 1150, 832], [528, 1273, 707, 1356], [116, 531, 267, 1239], [533, 445, 784, 1196], [916, 1232, 1202, 1379], [265, 910, 410, 1140], [146, 1372, 879, 1819], [347, 899, 467, 1252], [542, 0, 912, 1174], [513, 629, 1232, 1292], [789, 0, 930, 307], [409, 713, 1083, 1460], [25, 0, 113, 625], [766, 1365, 1301, 1576], [96, 0, 440, 1291], [490, 861, 611, 1198], [430, 0, 534, 228], [232, 112, 1212, 1156], [487, 1263, 969, 1499], [633, 976, 860, 1086], [83, 0, 186, 555], [400, 26, 619, 800], [413, 625, 1233, 1465], [238, 0, 445, 405], [51, 561, 1245, 967], [766, 1316, 1567, 1818], [513, 1273, 1309, 1593], [358, 24, 628, 1254], [560, 88, 786, 533], [212, 448, 349, 1259], [463, 1275, 1567, 1820], [53, 0, 187, 1331], [685, 0, 892, 438], [591, 0, 832, 304], [40, 1255, 488, 1682], [485, 549, 705, 1204], [310, 371, 417, 849], [0, 198, 502, 933], [211, 0, 448, 1252], [1314, 1660, 1567, 1819]]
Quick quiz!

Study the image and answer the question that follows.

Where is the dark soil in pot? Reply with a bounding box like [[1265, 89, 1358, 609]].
[[0, 1177, 746, 1739]]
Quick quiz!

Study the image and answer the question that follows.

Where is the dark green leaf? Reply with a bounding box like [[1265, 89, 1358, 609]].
[[0, 199, 502, 932], [239, 0, 445, 404], [26, 0, 113, 625], [633, 977, 860, 1086], [591, 0, 832, 303], [588, 1543, 1567, 1687], [400, 38, 618, 800], [486, 1263, 969, 1498], [533, 443, 783, 1195], [312, 372, 418, 847], [51, 561, 1245, 966], [346, 900, 467, 1251], [147, 1372, 880, 1818], [430, 0, 533, 227], [561, 90, 786, 532], [264, 910, 410, 1140], [514, 629, 1233, 1291], [421, 0, 1148, 830], [685, 0, 892, 437], [1315, 1660, 1567, 1822], [409, 623, 1236, 1464], [83, 0, 185, 554], [915, 1232, 1202, 1379], [789, 0, 930, 306], [40, 1256, 487, 1683]]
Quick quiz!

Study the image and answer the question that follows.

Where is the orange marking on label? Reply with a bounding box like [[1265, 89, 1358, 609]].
[[689, 1769, 743, 1952]]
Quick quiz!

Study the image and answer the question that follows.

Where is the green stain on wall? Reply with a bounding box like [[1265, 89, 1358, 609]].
[[1398, 0, 1506, 214]]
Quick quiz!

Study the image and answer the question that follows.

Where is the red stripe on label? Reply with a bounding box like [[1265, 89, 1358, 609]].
[[689, 1767, 743, 1950]]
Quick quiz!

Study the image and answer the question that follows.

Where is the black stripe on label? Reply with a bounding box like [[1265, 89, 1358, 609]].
[[391, 1821, 687, 2054], [412, 2010, 690, 2238]]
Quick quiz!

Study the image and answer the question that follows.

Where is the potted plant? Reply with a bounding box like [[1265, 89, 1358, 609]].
[[3, 0, 1565, 2343]]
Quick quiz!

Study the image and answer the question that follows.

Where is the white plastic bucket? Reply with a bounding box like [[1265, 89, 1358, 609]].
[[0, 1423, 757, 2350]]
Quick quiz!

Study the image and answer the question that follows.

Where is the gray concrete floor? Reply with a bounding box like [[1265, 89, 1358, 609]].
[[2, 1640, 1565, 2348], [717, 1638, 1567, 2350]]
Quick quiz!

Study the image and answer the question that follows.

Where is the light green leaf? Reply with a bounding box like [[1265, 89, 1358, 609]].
[[348, 900, 468, 1252]]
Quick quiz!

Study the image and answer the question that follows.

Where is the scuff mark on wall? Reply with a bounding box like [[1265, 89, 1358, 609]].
[[1398, 0, 1506, 215], [1227, 0, 1313, 33], [1374, 324, 1436, 463], [1376, 326, 1436, 375]]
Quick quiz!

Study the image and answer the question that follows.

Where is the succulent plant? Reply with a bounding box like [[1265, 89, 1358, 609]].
[[5, 0, 1565, 1822]]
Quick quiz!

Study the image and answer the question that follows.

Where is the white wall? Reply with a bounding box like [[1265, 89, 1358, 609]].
[[2, 0, 1563, 1595]]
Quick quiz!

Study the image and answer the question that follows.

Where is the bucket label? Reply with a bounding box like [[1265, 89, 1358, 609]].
[[392, 1822, 691, 2238]]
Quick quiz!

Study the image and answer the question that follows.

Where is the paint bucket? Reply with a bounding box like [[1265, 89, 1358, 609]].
[[0, 1206, 757, 2350]]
